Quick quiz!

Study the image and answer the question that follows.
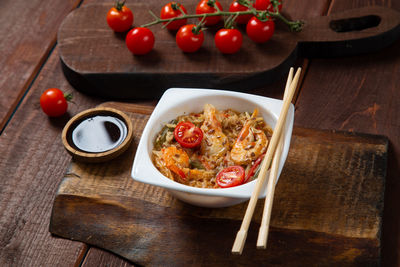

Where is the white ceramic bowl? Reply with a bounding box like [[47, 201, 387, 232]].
[[131, 88, 294, 208]]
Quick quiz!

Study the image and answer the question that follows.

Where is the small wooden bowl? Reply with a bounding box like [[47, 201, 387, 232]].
[[62, 107, 133, 163]]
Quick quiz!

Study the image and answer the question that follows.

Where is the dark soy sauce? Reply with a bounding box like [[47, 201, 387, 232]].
[[72, 115, 127, 153]]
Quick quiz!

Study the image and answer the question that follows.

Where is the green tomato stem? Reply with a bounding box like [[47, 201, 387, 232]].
[[63, 92, 73, 102], [115, 0, 126, 11], [274, 12, 304, 32], [140, 9, 304, 32]]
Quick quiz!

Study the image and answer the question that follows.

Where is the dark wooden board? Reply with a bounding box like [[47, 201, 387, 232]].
[[50, 102, 388, 266], [58, 2, 400, 99]]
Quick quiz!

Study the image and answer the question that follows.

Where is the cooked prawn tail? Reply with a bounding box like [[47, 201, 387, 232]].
[[230, 108, 268, 165], [161, 146, 190, 179], [169, 164, 186, 179]]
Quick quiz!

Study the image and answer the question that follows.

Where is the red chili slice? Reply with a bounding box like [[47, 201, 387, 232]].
[[174, 122, 203, 148], [216, 166, 245, 188], [244, 153, 265, 183]]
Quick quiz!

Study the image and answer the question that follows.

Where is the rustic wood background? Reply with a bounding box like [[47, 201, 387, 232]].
[[1, 0, 400, 266]]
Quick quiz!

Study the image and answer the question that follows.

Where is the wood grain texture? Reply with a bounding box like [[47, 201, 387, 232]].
[[50, 104, 387, 266], [0, 44, 103, 266], [82, 247, 133, 267], [294, 1, 400, 266], [55, 0, 379, 99], [0, 0, 82, 131]]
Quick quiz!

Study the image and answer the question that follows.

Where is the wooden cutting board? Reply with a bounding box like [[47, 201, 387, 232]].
[[57, 2, 400, 99], [50, 102, 387, 266]]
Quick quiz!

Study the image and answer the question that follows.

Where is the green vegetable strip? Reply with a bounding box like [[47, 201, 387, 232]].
[[190, 160, 206, 170]]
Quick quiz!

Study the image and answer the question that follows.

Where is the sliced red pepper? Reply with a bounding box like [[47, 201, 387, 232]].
[[244, 153, 265, 183], [169, 164, 186, 180]]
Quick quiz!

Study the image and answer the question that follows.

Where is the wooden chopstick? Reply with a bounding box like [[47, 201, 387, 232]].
[[256, 68, 294, 249], [231, 67, 301, 255]]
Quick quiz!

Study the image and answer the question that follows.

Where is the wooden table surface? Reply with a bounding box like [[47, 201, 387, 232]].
[[0, 0, 399, 266]]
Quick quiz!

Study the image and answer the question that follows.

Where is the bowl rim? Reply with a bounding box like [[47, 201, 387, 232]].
[[131, 88, 294, 198]]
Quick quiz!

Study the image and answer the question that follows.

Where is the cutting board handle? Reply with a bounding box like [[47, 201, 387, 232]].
[[297, 6, 400, 57]]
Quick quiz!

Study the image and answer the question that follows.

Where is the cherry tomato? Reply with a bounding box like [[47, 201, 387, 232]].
[[174, 122, 203, 148], [214, 28, 243, 54], [246, 16, 275, 43], [216, 166, 245, 188], [229, 1, 252, 24], [254, 0, 282, 12], [106, 1, 134, 32], [176, 24, 204, 53], [125, 27, 155, 55], [195, 0, 223, 26], [40, 88, 70, 117], [160, 2, 188, 30], [254, 0, 270, 10]]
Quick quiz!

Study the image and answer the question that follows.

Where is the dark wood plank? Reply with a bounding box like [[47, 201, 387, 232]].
[[0, 0, 82, 131], [50, 103, 387, 266], [294, 1, 400, 266], [0, 44, 103, 266]]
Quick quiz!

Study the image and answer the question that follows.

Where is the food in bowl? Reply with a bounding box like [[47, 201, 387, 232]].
[[152, 103, 273, 189], [131, 88, 294, 208]]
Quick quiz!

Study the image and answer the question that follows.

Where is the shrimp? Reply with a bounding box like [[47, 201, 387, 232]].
[[200, 104, 229, 159], [230, 109, 268, 165], [184, 168, 215, 179], [161, 146, 189, 179], [181, 168, 217, 188]]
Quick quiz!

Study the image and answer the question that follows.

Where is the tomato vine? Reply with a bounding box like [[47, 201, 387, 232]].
[[141, 0, 304, 32]]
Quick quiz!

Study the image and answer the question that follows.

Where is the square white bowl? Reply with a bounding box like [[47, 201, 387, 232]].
[[131, 88, 294, 208]]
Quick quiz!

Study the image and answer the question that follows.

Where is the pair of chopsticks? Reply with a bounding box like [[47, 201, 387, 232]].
[[232, 67, 301, 254]]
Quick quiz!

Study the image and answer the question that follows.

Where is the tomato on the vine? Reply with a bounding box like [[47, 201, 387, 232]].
[[176, 24, 204, 53], [40, 88, 71, 117], [216, 165, 245, 188], [106, 1, 134, 32], [229, 1, 252, 24], [125, 27, 155, 55], [160, 2, 188, 30], [174, 121, 203, 148], [195, 0, 223, 26], [254, 0, 282, 12], [215, 28, 243, 54], [246, 16, 275, 43]]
